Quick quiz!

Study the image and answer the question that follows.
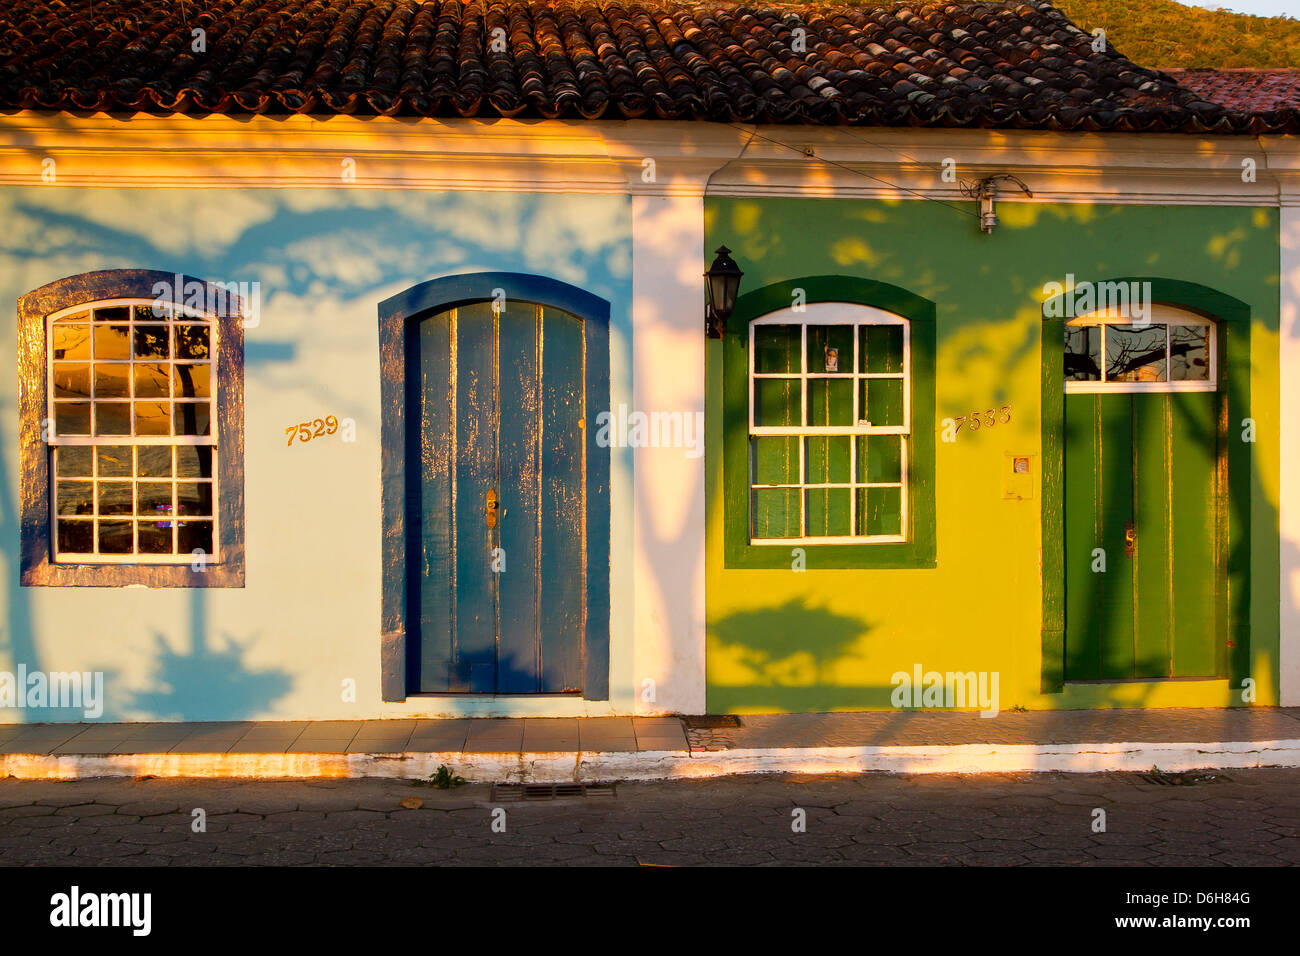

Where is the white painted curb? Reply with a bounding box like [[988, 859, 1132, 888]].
[[2, 739, 1299, 782]]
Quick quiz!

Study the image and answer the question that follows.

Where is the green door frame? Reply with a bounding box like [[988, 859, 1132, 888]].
[[1040, 278, 1252, 693]]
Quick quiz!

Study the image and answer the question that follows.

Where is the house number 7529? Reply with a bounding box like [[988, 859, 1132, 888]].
[[285, 416, 340, 445]]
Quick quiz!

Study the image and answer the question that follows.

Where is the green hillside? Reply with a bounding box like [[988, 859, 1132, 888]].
[[1054, 0, 1300, 68]]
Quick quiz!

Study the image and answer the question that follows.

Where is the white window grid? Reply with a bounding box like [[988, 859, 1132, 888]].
[[748, 303, 910, 545], [45, 297, 219, 564], [1064, 309, 1216, 394]]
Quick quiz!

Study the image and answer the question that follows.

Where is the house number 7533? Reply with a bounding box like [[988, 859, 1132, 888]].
[[953, 405, 1011, 434]]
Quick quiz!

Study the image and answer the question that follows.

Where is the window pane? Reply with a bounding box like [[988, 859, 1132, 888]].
[[1065, 325, 1101, 381], [173, 363, 210, 399], [860, 324, 904, 374], [176, 447, 213, 478], [51, 325, 91, 361], [96, 446, 132, 477], [56, 481, 93, 516], [135, 401, 171, 436], [860, 378, 904, 427], [174, 402, 210, 436], [177, 482, 213, 516], [55, 446, 92, 477], [94, 364, 130, 399], [134, 303, 170, 322], [132, 325, 170, 359], [1106, 324, 1167, 383], [751, 437, 798, 485], [178, 520, 213, 555], [94, 401, 131, 436], [806, 325, 853, 374], [754, 325, 800, 373], [55, 402, 90, 436], [137, 521, 173, 554], [1170, 325, 1211, 381], [94, 323, 131, 360], [97, 519, 133, 554], [57, 519, 94, 553], [857, 487, 902, 537], [134, 363, 170, 398], [856, 435, 902, 483], [138, 446, 173, 478], [754, 378, 800, 428], [97, 481, 133, 516], [52, 363, 90, 398], [807, 378, 852, 426], [806, 488, 850, 537], [94, 306, 129, 323], [752, 488, 800, 539], [137, 481, 173, 518], [175, 325, 209, 359], [805, 436, 850, 483]]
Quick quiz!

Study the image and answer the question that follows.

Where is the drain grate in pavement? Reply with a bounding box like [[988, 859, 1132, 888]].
[[1138, 770, 1231, 787], [490, 782, 617, 802], [682, 715, 742, 729]]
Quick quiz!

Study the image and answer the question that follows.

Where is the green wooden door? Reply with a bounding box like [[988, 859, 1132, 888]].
[[1063, 390, 1219, 680]]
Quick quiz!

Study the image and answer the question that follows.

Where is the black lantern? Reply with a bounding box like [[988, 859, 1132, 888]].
[[704, 245, 743, 339]]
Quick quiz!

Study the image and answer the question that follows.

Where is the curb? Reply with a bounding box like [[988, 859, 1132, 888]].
[[3, 739, 1300, 782]]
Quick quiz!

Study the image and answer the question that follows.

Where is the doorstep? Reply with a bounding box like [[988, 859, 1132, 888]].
[[1, 708, 1298, 783]]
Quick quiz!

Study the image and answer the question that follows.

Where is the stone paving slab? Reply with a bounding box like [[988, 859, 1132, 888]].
[[0, 708, 1294, 760]]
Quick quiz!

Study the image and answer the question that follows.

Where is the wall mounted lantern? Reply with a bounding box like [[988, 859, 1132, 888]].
[[705, 245, 743, 338], [961, 175, 1033, 235]]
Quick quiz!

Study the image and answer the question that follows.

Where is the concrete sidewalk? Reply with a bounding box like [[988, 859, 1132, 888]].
[[2, 708, 1299, 782]]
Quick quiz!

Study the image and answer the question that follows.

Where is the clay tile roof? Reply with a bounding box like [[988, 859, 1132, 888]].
[[1167, 68, 1300, 113], [0, 0, 1295, 132]]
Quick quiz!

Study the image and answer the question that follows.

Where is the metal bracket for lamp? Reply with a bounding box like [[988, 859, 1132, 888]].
[[960, 175, 1033, 235]]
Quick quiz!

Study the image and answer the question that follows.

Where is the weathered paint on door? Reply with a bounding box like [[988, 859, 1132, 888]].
[[1063, 391, 1219, 679], [407, 300, 587, 693]]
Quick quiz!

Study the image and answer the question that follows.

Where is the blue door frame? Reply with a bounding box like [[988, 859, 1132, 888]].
[[378, 273, 610, 701]]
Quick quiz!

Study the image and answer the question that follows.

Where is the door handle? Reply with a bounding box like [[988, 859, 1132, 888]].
[[485, 488, 498, 530], [1124, 520, 1136, 556]]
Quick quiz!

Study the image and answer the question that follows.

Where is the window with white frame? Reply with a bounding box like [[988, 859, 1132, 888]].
[[748, 302, 909, 544], [1065, 307, 1216, 392], [47, 299, 217, 562]]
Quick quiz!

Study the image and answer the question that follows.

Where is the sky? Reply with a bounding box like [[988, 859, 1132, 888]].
[[1182, 0, 1298, 17]]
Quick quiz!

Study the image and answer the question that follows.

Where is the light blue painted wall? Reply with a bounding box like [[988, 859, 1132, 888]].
[[0, 187, 633, 721]]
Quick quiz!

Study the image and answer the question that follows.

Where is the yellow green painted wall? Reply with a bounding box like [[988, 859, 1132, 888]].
[[704, 197, 1280, 712]]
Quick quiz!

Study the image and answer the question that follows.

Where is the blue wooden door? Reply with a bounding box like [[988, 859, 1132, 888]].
[[408, 300, 587, 694]]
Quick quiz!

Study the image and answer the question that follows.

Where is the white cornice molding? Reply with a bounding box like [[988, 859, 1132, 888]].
[[0, 111, 1293, 205]]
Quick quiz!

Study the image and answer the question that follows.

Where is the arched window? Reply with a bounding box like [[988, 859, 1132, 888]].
[[19, 271, 245, 587]]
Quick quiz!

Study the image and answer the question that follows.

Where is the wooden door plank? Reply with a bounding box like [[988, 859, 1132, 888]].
[[1064, 394, 1103, 680], [1132, 393, 1172, 678], [453, 302, 500, 692], [496, 304, 542, 694], [412, 312, 454, 692], [1098, 394, 1136, 679], [538, 307, 585, 694], [1169, 390, 1219, 677]]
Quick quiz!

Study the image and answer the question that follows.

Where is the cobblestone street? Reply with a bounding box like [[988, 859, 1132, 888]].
[[1, 768, 1296, 866]]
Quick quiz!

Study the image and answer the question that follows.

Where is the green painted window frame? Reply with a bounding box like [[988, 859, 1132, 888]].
[[1040, 278, 1252, 693], [723, 275, 936, 569]]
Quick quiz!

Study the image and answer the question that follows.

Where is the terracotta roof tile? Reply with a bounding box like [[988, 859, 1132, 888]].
[[0, 0, 1294, 132], [1168, 68, 1300, 113]]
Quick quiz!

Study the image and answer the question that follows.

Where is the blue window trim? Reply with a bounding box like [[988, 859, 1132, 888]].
[[18, 269, 246, 589], [378, 272, 611, 702]]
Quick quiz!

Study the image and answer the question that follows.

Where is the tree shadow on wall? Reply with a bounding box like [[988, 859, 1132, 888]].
[[128, 592, 293, 721], [708, 598, 892, 711]]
